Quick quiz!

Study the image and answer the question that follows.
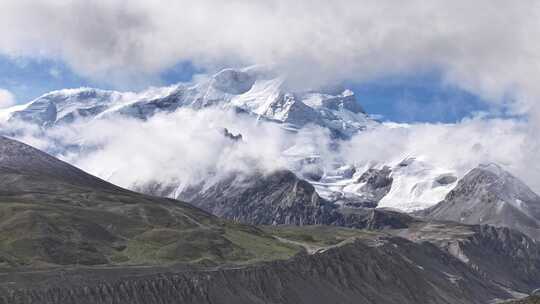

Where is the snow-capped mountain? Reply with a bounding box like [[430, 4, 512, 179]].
[[376, 158, 458, 211], [3, 65, 540, 245], [288, 155, 459, 212], [0, 66, 376, 138], [0, 66, 461, 214], [420, 163, 540, 240]]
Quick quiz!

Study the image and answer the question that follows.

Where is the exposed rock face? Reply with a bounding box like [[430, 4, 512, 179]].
[[396, 221, 540, 295], [357, 208, 416, 230], [321, 91, 366, 114], [462, 225, 540, 291], [346, 166, 393, 207], [505, 296, 540, 304], [420, 163, 540, 240], [0, 237, 519, 304], [179, 170, 340, 226], [177, 169, 416, 229], [10, 100, 57, 126], [222, 128, 243, 141]]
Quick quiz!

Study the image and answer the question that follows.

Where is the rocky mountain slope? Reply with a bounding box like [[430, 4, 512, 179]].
[[0, 234, 519, 304], [2, 136, 540, 303], [419, 163, 540, 240], [151, 169, 417, 229], [177, 170, 338, 225], [505, 295, 540, 304], [394, 221, 540, 294], [0, 136, 301, 268]]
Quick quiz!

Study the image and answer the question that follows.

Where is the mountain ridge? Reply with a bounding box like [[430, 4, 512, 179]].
[[1, 67, 377, 138], [1, 136, 540, 303], [0, 67, 463, 213], [419, 163, 540, 240]]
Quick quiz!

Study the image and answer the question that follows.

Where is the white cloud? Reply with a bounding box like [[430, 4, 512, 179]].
[[0, 0, 539, 107], [4, 106, 540, 193], [26, 107, 293, 190], [0, 89, 15, 108], [49, 67, 62, 79], [342, 118, 530, 182]]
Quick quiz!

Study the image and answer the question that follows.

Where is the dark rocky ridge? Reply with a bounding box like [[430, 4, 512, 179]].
[[140, 165, 540, 297], [0, 236, 518, 304], [395, 221, 540, 294], [349, 166, 394, 207], [505, 296, 540, 304], [0, 136, 118, 192], [419, 163, 540, 240], [0, 136, 301, 268], [179, 170, 338, 225], [176, 169, 414, 229]]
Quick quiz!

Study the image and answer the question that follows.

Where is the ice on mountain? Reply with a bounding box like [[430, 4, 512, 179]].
[[11, 99, 57, 126], [377, 158, 458, 212]]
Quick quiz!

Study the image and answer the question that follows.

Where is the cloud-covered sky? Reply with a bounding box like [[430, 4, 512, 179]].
[[1, 1, 539, 112]]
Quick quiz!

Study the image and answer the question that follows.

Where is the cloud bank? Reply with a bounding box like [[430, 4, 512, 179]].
[[3, 107, 539, 194], [9, 108, 292, 190], [343, 118, 535, 186], [1, 0, 539, 106], [0, 89, 15, 108]]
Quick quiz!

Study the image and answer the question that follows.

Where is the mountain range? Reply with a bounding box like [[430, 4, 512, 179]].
[[0, 67, 459, 213], [1, 66, 540, 302], [0, 66, 376, 138], [2, 67, 537, 237], [0, 135, 539, 304]]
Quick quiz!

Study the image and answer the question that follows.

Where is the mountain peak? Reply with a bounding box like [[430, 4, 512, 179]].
[[211, 68, 257, 94], [462, 163, 538, 202], [1, 66, 377, 138], [421, 162, 540, 240], [0, 136, 117, 191], [476, 162, 510, 178]]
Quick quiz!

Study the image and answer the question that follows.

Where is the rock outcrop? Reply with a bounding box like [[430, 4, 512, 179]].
[[420, 163, 540, 240]]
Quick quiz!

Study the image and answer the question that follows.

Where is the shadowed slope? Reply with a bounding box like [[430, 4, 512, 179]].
[[0, 136, 300, 268]]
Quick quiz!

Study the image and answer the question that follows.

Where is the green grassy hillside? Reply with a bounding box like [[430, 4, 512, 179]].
[[0, 136, 301, 269]]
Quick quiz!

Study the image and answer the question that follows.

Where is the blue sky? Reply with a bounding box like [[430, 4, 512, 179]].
[[348, 74, 489, 123], [0, 55, 489, 123]]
